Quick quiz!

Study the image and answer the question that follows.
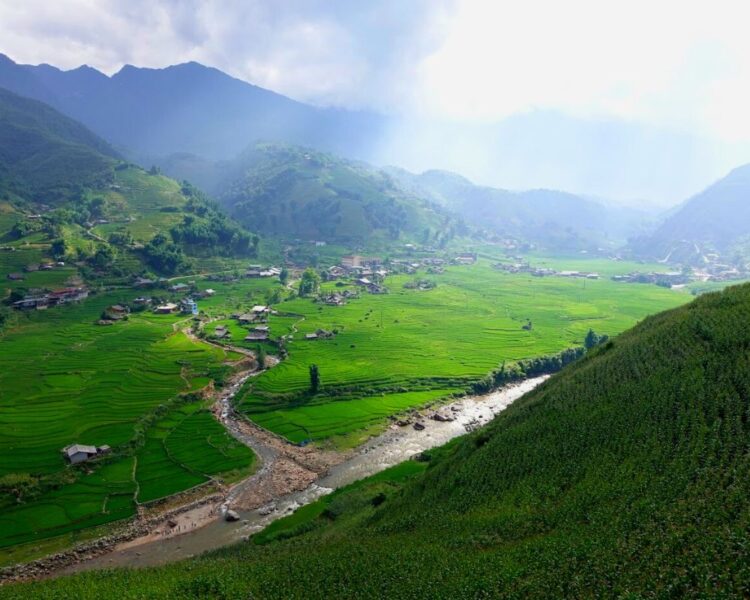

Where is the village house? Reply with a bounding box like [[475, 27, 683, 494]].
[[133, 277, 155, 288], [180, 298, 199, 315], [305, 328, 334, 341], [213, 325, 230, 339], [454, 252, 477, 265], [324, 293, 346, 306], [61, 443, 110, 465], [245, 325, 270, 341], [133, 296, 152, 306], [14, 287, 89, 310], [7, 273, 24, 281], [154, 302, 179, 314], [169, 282, 190, 293], [105, 304, 130, 319]]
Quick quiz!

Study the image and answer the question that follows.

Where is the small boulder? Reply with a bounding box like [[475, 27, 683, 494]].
[[413, 422, 426, 431], [224, 509, 241, 522]]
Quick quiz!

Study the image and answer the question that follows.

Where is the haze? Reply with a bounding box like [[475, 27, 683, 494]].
[[3, 0, 750, 203]]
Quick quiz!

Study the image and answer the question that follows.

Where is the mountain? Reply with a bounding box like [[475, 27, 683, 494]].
[[1, 54, 747, 204], [387, 166, 653, 251], [0, 88, 256, 280], [162, 144, 460, 246], [0, 86, 119, 202], [629, 164, 750, 264], [13, 280, 750, 597], [0, 53, 385, 162]]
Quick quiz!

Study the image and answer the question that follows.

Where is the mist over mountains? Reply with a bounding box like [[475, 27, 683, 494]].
[[0, 52, 746, 205]]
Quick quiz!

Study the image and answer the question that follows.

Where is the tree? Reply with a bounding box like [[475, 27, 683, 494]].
[[50, 238, 67, 258], [299, 268, 321, 296], [256, 345, 266, 371], [584, 329, 600, 349], [279, 267, 289, 285], [309, 364, 320, 394]]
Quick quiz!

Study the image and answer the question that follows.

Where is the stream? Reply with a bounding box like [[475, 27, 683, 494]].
[[64, 375, 547, 573]]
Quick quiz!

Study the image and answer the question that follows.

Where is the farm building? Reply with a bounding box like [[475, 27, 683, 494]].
[[154, 303, 179, 314], [245, 325, 270, 341], [7, 273, 24, 281], [133, 277, 155, 288], [169, 283, 190, 293], [106, 304, 129, 319], [62, 444, 109, 464], [455, 252, 477, 265], [305, 329, 334, 341], [214, 325, 230, 339]]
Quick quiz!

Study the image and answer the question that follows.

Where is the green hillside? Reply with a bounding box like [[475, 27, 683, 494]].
[[387, 167, 653, 251], [630, 163, 750, 264], [0, 88, 258, 286], [10, 283, 750, 597], [164, 144, 462, 247], [0, 87, 118, 203]]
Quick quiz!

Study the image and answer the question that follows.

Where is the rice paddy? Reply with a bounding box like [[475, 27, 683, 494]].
[[0, 290, 254, 551], [233, 260, 690, 445]]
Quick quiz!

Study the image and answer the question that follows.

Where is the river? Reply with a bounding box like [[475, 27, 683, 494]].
[[63, 376, 547, 574]]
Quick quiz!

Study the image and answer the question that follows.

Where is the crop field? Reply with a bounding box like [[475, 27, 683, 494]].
[[136, 403, 254, 503], [0, 290, 253, 550], [237, 259, 690, 444]]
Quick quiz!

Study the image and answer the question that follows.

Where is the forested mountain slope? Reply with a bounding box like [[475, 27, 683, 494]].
[[0, 53, 384, 161], [163, 143, 461, 245], [0, 86, 118, 202], [387, 166, 652, 250], [13, 282, 750, 598], [0, 88, 256, 282], [630, 163, 750, 264]]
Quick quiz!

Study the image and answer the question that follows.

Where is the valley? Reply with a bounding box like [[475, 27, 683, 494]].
[[2, 22, 750, 597]]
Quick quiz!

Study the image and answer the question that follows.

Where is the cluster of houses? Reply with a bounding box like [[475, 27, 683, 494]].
[[245, 265, 282, 278], [321, 290, 358, 306], [612, 271, 689, 287], [12, 287, 89, 310], [210, 306, 274, 342], [6, 261, 66, 283], [493, 262, 599, 279], [324, 255, 389, 294]]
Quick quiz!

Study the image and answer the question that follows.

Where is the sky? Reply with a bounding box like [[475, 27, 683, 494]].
[[2, 0, 750, 203]]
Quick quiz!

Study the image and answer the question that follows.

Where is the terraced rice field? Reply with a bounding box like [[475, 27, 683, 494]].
[[0, 291, 254, 550], [238, 260, 690, 444]]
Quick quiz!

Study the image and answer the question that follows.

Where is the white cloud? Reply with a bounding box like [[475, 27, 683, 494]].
[[1, 0, 750, 144], [413, 0, 750, 141]]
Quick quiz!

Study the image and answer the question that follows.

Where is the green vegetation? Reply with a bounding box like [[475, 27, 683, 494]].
[[11, 282, 750, 598], [239, 260, 687, 445], [0, 88, 117, 203], [0, 291, 254, 550], [217, 143, 462, 247]]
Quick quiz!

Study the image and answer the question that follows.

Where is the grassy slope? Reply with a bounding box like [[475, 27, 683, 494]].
[[13, 282, 750, 598], [217, 143, 453, 246], [239, 260, 688, 444]]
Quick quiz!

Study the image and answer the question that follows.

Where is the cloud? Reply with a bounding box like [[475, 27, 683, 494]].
[[0, 0, 453, 112], [412, 0, 750, 141]]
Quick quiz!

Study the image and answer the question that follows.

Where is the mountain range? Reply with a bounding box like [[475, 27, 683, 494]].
[[630, 164, 750, 264], [0, 52, 745, 204], [0, 53, 384, 162]]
